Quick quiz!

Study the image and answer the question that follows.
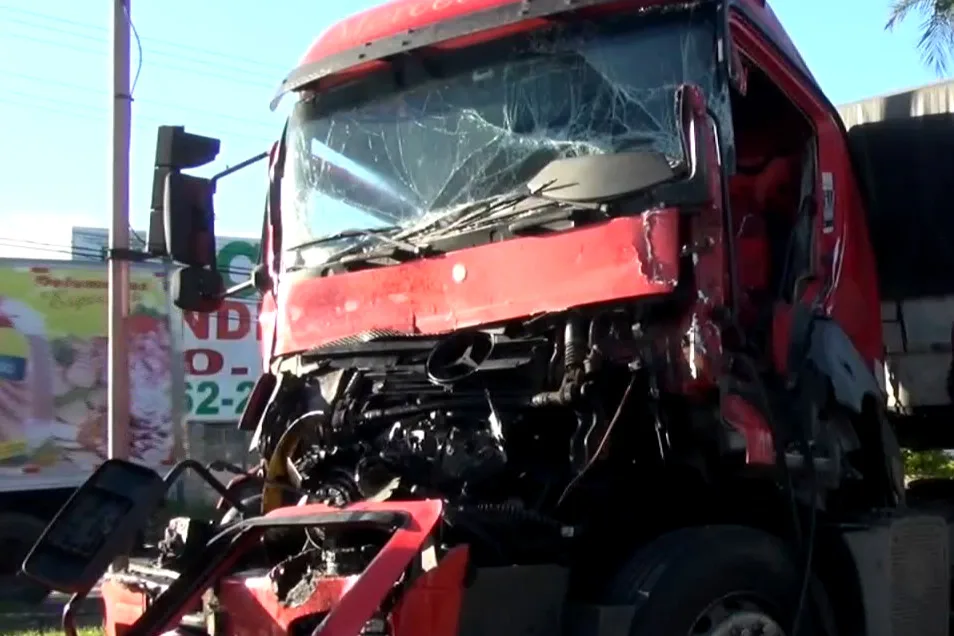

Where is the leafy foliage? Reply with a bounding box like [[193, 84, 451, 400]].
[[886, 0, 954, 75], [902, 448, 954, 479]]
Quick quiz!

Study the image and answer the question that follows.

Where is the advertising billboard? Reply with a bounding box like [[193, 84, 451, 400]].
[[0, 261, 179, 485], [70, 227, 264, 424], [179, 300, 261, 422]]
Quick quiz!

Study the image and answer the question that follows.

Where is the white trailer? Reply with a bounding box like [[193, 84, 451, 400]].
[[0, 258, 185, 602], [839, 80, 954, 449]]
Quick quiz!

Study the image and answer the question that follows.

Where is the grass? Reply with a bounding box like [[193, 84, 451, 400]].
[[7, 629, 102, 636], [1, 497, 218, 636]]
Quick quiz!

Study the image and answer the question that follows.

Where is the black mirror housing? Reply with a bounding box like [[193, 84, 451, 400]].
[[164, 172, 217, 268], [171, 266, 225, 313], [21, 459, 165, 594], [147, 126, 221, 261], [156, 125, 220, 170]]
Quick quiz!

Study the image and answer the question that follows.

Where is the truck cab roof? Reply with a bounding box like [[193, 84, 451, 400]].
[[271, 0, 819, 110]]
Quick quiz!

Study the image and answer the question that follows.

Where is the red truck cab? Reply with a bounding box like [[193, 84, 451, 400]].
[[25, 1, 954, 636]]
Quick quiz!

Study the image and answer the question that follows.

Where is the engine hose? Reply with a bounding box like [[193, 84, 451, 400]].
[[564, 317, 585, 369], [262, 410, 324, 512]]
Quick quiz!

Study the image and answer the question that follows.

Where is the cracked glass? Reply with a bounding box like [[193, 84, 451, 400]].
[[280, 3, 731, 269]]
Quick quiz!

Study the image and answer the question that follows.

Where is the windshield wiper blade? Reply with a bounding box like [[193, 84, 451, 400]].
[[395, 179, 562, 244], [287, 226, 424, 259], [506, 205, 607, 234]]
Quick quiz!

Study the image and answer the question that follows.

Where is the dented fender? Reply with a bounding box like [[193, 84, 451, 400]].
[[808, 319, 881, 413], [787, 305, 881, 413]]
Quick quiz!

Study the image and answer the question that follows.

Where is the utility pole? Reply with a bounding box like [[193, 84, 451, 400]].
[[108, 0, 131, 462]]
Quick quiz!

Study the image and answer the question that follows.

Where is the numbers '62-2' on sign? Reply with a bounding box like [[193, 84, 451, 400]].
[[184, 380, 256, 416]]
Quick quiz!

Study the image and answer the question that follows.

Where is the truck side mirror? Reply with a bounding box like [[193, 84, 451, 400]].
[[146, 126, 221, 265], [171, 266, 225, 313], [164, 172, 216, 268]]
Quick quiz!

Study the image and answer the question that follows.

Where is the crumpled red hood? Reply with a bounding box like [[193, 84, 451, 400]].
[[265, 212, 681, 358]]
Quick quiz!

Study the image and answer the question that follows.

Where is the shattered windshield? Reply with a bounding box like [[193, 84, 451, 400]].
[[281, 5, 730, 269]]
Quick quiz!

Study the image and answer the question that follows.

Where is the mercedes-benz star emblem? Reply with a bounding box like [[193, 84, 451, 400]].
[[426, 331, 495, 385]]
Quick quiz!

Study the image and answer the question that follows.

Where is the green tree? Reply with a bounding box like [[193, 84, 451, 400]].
[[885, 0, 954, 75], [902, 448, 954, 480]]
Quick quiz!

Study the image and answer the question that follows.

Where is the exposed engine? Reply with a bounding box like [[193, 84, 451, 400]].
[[257, 311, 664, 522]]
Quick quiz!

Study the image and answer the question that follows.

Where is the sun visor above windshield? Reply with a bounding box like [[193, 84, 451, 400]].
[[270, 0, 705, 111]]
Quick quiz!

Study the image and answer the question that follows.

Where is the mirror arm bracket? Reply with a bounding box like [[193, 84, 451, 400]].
[[106, 247, 155, 263], [210, 151, 269, 189]]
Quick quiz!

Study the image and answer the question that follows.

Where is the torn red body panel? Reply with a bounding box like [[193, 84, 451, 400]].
[[721, 393, 775, 466], [273, 212, 681, 357], [103, 500, 450, 636], [216, 546, 469, 636]]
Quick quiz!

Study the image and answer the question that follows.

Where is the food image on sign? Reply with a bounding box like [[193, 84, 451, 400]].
[[0, 297, 55, 463], [50, 308, 172, 462], [70, 232, 266, 426], [0, 265, 175, 474]]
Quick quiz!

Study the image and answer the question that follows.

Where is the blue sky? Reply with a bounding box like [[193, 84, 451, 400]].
[[0, 0, 943, 258]]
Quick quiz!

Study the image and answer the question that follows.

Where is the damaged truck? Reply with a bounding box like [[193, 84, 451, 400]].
[[21, 0, 954, 635]]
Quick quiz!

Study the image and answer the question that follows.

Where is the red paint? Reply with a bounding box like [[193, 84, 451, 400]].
[[101, 500, 449, 636], [127, 313, 165, 339], [102, 577, 199, 636], [259, 292, 278, 369], [274, 214, 680, 357], [390, 547, 469, 636], [184, 301, 257, 341], [217, 303, 255, 341], [301, 0, 521, 66], [293, 0, 725, 94], [218, 546, 468, 636], [721, 393, 775, 465], [182, 311, 209, 339], [731, 9, 883, 369], [680, 85, 726, 395], [183, 348, 224, 376], [300, 0, 706, 72]]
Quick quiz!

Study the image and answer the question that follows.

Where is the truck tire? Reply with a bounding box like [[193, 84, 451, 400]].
[[605, 525, 835, 636], [0, 512, 51, 604]]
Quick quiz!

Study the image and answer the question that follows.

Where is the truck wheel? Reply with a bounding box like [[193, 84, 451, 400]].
[[0, 512, 51, 604], [606, 525, 835, 636]]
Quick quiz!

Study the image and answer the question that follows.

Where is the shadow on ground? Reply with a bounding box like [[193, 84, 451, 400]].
[[0, 594, 102, 634]]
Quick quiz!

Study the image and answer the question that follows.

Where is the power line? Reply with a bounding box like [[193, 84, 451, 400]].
[[0, 89, 274, 146], [0, 236, 257, 279], [0, 241, 263, 307], [0, 238, 102, 259], [0, 69, 276, 134], [0, 4, 288, 75], [122, 2, 143, 96], [0, 24, 278, 92]]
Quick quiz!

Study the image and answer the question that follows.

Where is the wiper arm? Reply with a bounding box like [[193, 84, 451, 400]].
[[286, 226, 422, 255], [288, 225, 420, 251], [507, 205, 607, 234], [395, 179, 562, 244]]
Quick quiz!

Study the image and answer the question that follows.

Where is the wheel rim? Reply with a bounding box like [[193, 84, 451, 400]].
[[690, 594, 787, 636]]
